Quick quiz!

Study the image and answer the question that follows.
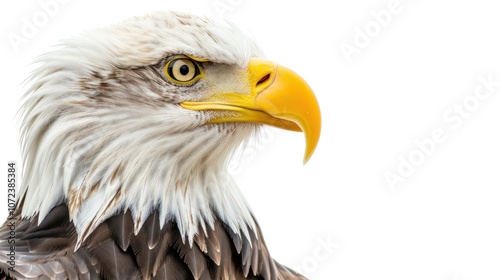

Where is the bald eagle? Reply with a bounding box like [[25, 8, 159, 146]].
[[0, 11, 321, 280]]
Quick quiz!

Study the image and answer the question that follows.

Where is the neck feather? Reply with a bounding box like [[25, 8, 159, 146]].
[[18, 105, 261, 247]]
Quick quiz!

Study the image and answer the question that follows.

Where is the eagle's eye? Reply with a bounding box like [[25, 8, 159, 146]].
[[164, 57, 202, 85]]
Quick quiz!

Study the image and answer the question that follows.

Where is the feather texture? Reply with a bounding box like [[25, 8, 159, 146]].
[[106, 210, 133, 251], [1, 10, 308, 280], [0, 205, 306, 279]]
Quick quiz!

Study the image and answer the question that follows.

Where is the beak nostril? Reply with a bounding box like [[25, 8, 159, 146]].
[[256, 73, 271, 86]]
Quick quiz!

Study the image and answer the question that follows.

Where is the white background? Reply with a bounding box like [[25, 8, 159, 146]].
[[1, 0, 500, 279]]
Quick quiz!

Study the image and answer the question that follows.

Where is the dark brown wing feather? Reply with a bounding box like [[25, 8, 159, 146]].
[[105, 210, 134, 251], [143, 211, 160, 249], [90, 240, 141, 279], [173, 236, 208, 280], [0, 204, 307, 280], [152, 255, 193, 280]]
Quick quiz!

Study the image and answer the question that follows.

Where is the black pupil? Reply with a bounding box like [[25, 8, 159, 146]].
[[179, 64, 189, 75]]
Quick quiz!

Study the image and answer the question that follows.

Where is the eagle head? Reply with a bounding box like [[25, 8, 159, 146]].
[[18, 11, 321, 249]]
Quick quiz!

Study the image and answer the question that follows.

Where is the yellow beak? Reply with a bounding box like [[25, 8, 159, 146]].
[[180, 58, 321, 163]]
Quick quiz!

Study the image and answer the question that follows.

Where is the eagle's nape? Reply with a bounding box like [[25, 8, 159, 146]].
[[0, 10, 320, 280]]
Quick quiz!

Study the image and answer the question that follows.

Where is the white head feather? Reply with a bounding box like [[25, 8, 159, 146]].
[[18, 11, 264, 248]]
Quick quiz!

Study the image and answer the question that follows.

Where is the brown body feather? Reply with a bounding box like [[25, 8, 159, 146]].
[[0, 204, 306, 280]]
